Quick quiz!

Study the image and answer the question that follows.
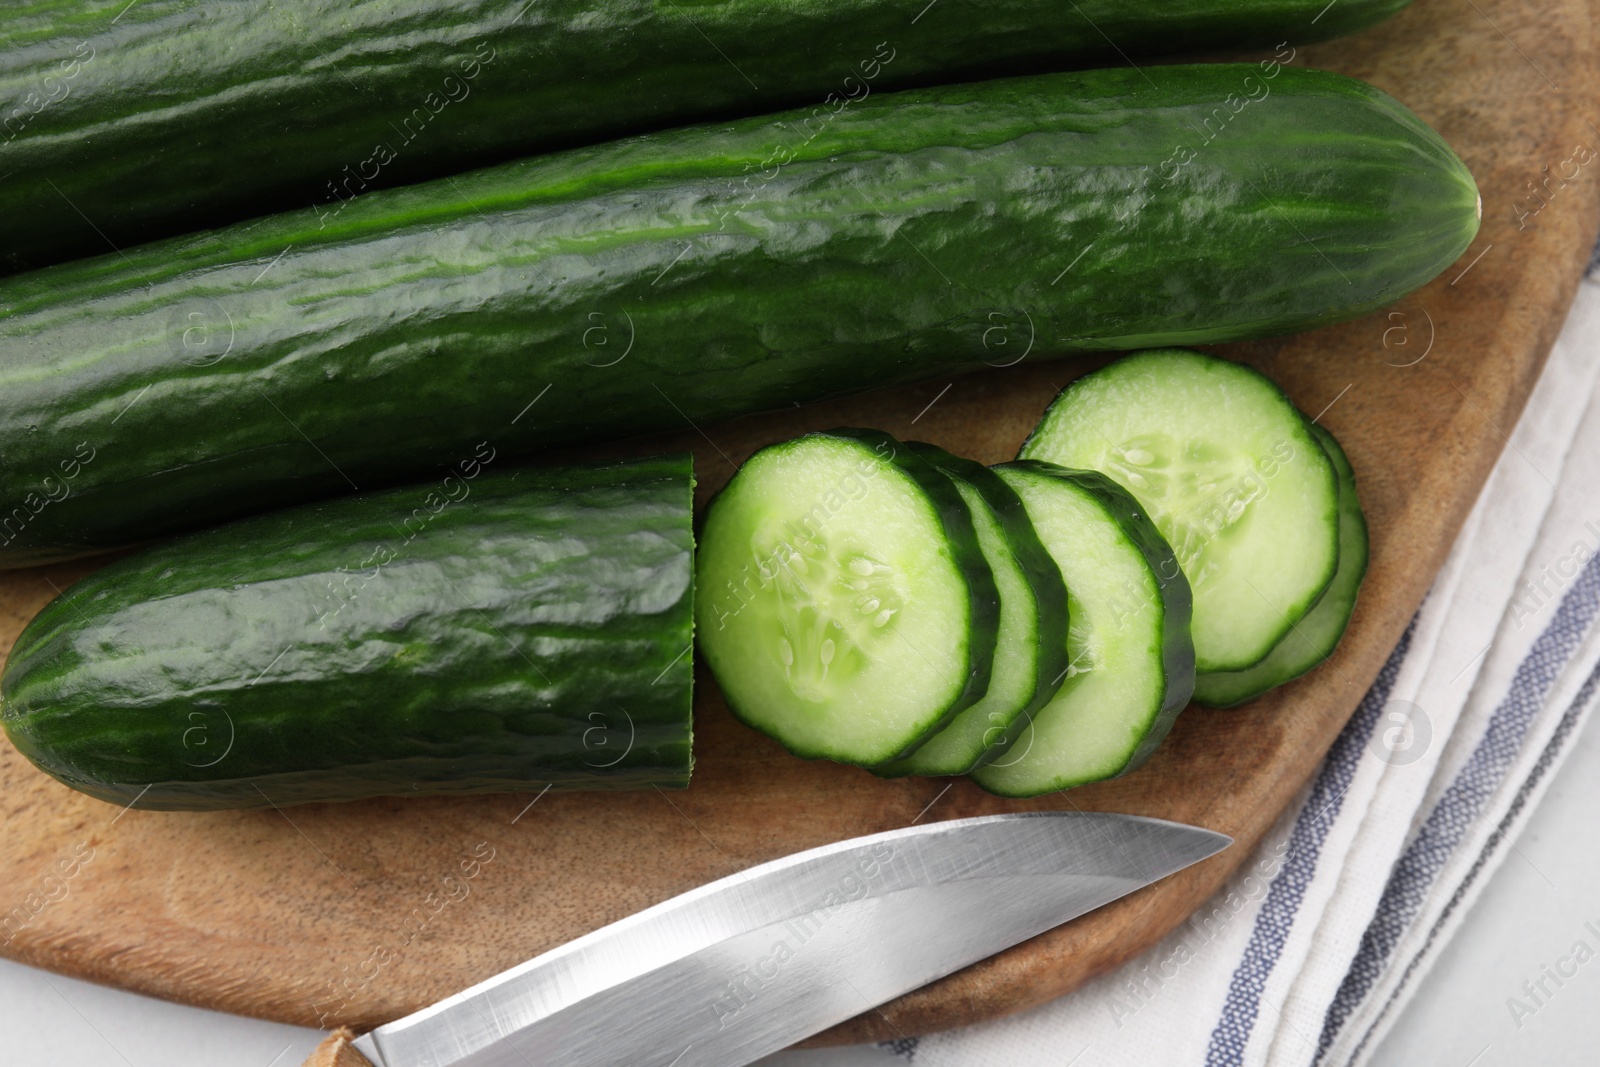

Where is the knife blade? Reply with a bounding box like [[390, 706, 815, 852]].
[[353, 811, 1229, 1067]]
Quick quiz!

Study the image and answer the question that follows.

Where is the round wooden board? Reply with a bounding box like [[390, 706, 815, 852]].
[[1, 0, 1598, 1048]]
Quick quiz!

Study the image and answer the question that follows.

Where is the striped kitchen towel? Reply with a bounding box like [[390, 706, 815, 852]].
[[876, 273, 1600, 1067]]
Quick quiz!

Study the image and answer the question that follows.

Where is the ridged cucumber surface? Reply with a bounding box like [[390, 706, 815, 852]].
[[0, 1, 1414, 270], [0, 455, 695, 810], [0, 66, 1478, 566]]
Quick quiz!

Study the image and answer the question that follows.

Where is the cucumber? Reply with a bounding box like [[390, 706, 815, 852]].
[[2, 0, 1416, 272], [1193, 423, 1368, 706], [874, 444, 1071, 777], [0, 455, 695, 811], [0, 65, 1479, 567], [970, 462, 1194, 797], [694, 430, 999, 766], [1019, 349, 1340, 673]]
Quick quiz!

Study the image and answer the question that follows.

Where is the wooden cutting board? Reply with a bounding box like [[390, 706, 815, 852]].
[[1, 0, 1597, 1048]]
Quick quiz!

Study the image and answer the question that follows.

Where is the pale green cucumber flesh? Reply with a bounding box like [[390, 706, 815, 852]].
[[1193, 422, 1368, 707], [695, 431, 996, 766], [1019, 348, 1340, 673], [970, 463, 1193, 797], [875, 445, 1069, 777]]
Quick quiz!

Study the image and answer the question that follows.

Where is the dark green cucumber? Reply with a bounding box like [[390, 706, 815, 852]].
[[0, 455, 695, 810], [695, 429, 999, 766], [0, 66, 1479, 567], [2, 2, 1413, 272], [1192, 422, 1368, 707], [874, 443, 1070, 777]]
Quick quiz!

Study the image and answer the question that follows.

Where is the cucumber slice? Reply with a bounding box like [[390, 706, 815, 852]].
[[874, 444, 1071, 778], [695, 429, 999, 766], [1193, 423, 1369, 707], [1019, 349, 1339, 673], [969, 462, 1194, 797]]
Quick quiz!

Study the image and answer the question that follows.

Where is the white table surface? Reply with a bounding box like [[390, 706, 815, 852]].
[[4, 685, 1598, 1067]]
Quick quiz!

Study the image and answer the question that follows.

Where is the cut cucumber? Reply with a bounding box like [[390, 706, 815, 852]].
[[0, 456, 696, 809], [970, 462, 1194, 797], [874, 444, 1071, 778], [1193, 423, 1369, 707], [696, 430, 998, 766], [1019, 349, 1339, 673]]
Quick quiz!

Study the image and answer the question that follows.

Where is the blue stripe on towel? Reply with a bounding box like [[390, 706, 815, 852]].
[[1315, 549, 1600, 1062], [1340, 654, 1600, 1065], [1204, 621, 1416, 1067]]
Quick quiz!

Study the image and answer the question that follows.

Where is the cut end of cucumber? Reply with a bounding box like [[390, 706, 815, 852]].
[[696, 432, 987, 766], [747, 542, 903, 704]]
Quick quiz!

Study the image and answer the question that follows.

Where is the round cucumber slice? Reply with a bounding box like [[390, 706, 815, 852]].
[[874, 443, 1071, 778], [1193, 422, 1369, 707], [696, 429, 998, 766], [1019, 349, 1339, 673], [970, 462, 1194, 797]]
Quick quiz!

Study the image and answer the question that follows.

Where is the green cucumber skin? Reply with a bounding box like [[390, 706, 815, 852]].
[[1, 0, 1415, 272], [981, 461, 1196, 792], [0, 65, 1478, 566], [874, 442, 1071, 777], [0, 455, 695, 811], [1192, 423, 1368, 707]]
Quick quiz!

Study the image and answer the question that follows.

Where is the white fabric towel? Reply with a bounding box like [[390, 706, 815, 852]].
[[880, 275, 1600, 1067]]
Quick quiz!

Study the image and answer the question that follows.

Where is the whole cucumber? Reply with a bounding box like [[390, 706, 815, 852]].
[[0, 455, 695, 810], [0, 66, 1479, 566], [0, 0, 1413, 271]]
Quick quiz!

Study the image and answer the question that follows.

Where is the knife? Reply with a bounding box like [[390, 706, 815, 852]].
[[349, 811, 1229, 1067]]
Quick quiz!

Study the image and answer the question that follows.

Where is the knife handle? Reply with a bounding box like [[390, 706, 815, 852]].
[[302, 1027, 376, 1067]]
